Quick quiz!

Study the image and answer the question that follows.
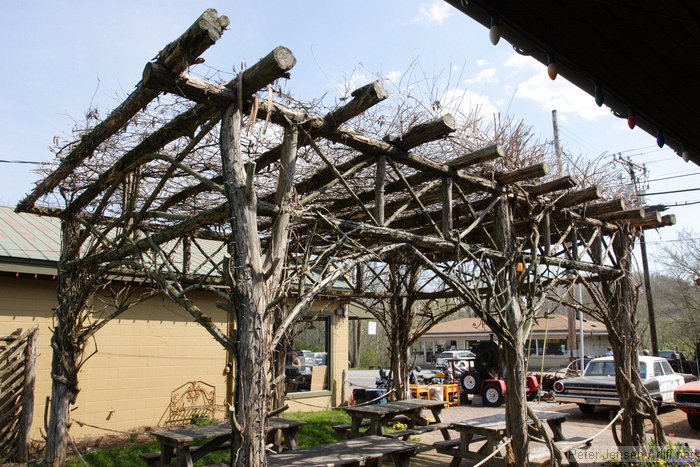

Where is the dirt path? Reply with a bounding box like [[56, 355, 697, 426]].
[[407, 400, 700, 465]]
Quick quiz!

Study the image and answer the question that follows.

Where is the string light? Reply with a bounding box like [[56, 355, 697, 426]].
[[594, 83, 604, 107], [547, 54, 558, 80], [489, 17, 501, 45], [656, 129, 665, 148], [682, 145, 691, 162], [627, 109, 636, 129]]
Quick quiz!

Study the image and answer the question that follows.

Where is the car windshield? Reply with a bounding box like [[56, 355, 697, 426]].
[[584, 361, 616, 376], [584, 361, 647, 378]]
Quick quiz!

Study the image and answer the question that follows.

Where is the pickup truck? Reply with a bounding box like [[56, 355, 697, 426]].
[[553, 355, 694, 414], [659, 349, 697, 375]]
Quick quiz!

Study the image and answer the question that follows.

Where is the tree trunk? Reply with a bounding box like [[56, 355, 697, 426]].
[[350, 319, 361, 368], [221, 101, 269, 466], [493, 195, 528, 466], [45, 219, 83, 467], [502, 338, 528, 466], [609, 229, 646, 451]]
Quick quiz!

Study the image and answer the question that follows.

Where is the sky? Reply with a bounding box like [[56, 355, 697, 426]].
[[1, 0, 698, 271]]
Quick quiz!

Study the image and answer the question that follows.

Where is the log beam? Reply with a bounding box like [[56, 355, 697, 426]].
[[17, 8, 230, 212]]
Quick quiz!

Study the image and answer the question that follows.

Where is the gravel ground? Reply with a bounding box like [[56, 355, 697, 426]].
[[399, 400, 700, 466]]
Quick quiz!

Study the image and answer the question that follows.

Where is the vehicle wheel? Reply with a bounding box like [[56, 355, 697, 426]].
[[688, 413, 700, 430], [578, 404, 596, 414], [526, 391, 538, 402], [460, 371, 482, 395], [482, 383, 504, 407]]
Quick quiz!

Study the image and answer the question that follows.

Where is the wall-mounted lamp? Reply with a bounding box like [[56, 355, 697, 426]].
[[336, 305, 347, 317]]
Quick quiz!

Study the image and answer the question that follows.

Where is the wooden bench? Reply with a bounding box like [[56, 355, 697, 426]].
[[332, 420, 372, 432], [528, 436, 591, 466], [382, 422, 451, 440], [141, 441, 231, 466], [266, 435, 423, 467]]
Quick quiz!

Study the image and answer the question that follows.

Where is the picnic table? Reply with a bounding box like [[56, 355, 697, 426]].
[[146, 417, 303, 467], [343, 399, 449, 439], [435, 410, 583, 467], [267, 435, 422, 466]]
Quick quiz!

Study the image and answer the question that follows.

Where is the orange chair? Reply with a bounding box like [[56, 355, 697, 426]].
[[409, 384, 430, 399]]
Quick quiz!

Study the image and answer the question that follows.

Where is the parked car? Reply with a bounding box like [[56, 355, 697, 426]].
[[674, 380, 700, 430], [435, 350, 475, 369], [314, 352, 327, 365], [553, 355, 690, 414], [659, 349, 697, 375]]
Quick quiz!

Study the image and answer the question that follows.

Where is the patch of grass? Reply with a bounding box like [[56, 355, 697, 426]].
[[64, 410, 374, 466], [286, 410, 352, 447]]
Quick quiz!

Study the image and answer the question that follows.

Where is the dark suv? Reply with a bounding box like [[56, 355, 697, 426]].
[[659, 350, 697, 375]]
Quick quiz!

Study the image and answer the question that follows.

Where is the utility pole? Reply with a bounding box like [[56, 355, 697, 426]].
[[553, 109, 578, 361], [618, 156, 658, 355], [552, 110, 563, 176]]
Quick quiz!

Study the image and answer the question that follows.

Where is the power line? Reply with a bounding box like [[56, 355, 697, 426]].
[[647, 172, 700, 183], [0, 159, 45, 165], [639, 187, 700, 196]]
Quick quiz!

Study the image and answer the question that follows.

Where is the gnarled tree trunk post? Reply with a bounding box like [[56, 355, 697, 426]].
[[45, 218, 84, 467], [221, 96, 298, 465], [493, 195, 528, 467], [609, 229, 646, 451]]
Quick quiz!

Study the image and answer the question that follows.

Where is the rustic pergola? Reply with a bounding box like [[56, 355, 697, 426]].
[[17, 9, 675, 467]]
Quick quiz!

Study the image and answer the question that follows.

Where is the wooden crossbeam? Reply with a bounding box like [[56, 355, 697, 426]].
[[17, 8, 230, 212]]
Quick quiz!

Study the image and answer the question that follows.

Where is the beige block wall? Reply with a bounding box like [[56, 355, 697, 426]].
[[0, 276, 349, 440]]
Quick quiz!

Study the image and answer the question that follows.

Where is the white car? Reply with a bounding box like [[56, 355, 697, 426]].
[[553, 355, 688, 414], [435, 350, 475, 369]]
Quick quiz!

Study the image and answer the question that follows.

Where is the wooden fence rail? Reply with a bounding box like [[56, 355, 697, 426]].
[[0, 326, 38, 463]]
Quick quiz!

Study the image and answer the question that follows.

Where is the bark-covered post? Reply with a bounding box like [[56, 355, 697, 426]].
[[608, 228, 647, 450], [221, 90, 298, 464], [492, 195, 529, 466], [385, 263, 417, 401], [45, 218, 84, 466]]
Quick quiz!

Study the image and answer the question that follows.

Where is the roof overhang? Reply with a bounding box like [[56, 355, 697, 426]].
[[445, 0, 700, 166]]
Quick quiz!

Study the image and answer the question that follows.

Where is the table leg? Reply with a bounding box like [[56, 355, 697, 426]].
[[160, 443, 174, 465], [175, 445, 194, 467], [391, 452, 412, 467], [284, 426, 300, 450], [351, 415, 362, 437], [547, 420, 565, 441], [370, 417, 383, 435]]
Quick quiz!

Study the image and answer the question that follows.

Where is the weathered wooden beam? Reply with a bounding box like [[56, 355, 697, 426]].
[[17, 9, 230, 212], [159, 82, 387, 212], [442, 177, 453, 239], [143, 47, 297, 107], [319, 127, 498, 192], [555, 186, 603, 209], [447, 144, 504, 168], [495, 163, 549, 185], [384, 114, 456, 150], [597, 208, 645, 222], [328, 144, 504, 213], [69, 47, 298, 214], [525, 176, 577, 197], [630, 211, 670, 229], [375, 156, 386, 226], [579, 199, 626, 218]]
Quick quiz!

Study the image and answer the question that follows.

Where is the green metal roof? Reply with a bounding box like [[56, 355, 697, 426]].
[[0, 206, 60, 264]]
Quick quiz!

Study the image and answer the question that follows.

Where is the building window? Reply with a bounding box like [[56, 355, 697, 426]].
[[286, 316, 330, 393]]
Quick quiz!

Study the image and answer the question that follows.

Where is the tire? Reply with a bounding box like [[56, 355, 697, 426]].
[[460, 371, 482, 395], [688, 413, 700, 430], [578, 404, 596, 414], [526, 391, 538, 402], [482, 383, 504, 407]]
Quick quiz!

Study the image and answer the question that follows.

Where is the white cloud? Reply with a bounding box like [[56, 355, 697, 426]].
[[475, 59, 486, 67], [515, 73, 608, 121], [416, 1, 451, 25], [384, 70, 402, 85], [466, 67, 497, 84], [440, 88, 498, 121], [503, 53, 541, 73]]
